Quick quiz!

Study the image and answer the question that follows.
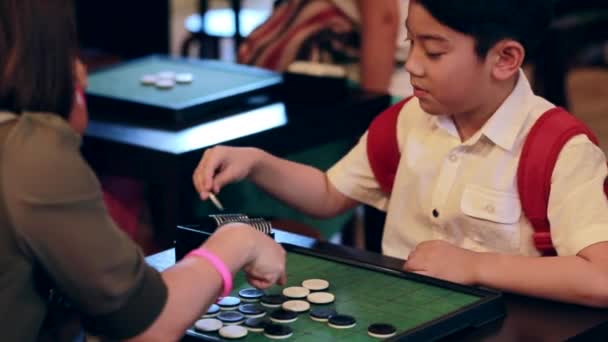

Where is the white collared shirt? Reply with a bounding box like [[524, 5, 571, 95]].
[[328, 71, 608, 259]]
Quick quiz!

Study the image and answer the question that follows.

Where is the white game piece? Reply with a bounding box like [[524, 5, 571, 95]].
[[157, 71, 176, 80], [307, 291, 335, 305], [194, 318, 223, 332], [217, 296, 241, 309], [282, 286, 310, 299], [176, 72, 194, 84], [282, 300, 310, 313], [219, 325, 248, 339], [203, 303, 220, 317], [140, 74, 157, 86], [302, 278, 330, 291], [155, 78, 175, 90], [208, 193, 224, 211]]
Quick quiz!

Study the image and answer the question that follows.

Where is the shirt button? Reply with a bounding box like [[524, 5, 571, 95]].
[[432, 209, 439, 218], [448, 154, 458, 162], [485, 204, 495, 214]]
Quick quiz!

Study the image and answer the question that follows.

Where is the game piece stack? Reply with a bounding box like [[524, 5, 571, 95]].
[[191, 278, 398, 340], [139, 70, 194, 90]]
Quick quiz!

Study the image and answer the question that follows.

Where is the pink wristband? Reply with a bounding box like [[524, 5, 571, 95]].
[[186, 248, 233, 298]]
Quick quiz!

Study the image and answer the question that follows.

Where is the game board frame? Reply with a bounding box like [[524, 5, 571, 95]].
[[85, 55, 283, 129], [182, 243, 504, 342]]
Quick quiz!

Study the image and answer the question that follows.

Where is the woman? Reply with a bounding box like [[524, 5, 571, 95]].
[[0, 0, 286, 341]]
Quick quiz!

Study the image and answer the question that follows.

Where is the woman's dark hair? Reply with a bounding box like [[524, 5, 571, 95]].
[[0, 0, 77, 118], [416, 0, 554, 59]]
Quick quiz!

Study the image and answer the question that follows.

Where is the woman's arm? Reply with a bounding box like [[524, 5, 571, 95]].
[[357, 0, 400, 92]]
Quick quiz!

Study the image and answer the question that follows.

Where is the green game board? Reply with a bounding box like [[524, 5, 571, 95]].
[[86, 55, 282, 128], [184, 245, 504, 341]]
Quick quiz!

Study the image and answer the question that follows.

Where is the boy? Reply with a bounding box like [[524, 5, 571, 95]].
[[193, 0, 608, 307]]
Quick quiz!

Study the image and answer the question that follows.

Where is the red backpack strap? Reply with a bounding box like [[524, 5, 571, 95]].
[[366, 96, 414, 194], [518, 107, 600, 256]]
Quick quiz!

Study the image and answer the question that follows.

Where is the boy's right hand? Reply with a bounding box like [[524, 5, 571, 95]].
[[192, 146, 261, 200]]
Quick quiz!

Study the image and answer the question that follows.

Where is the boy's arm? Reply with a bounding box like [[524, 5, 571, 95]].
[[249, 149, 359, 218], [476, 242, 608, 307], [193, 146, 359, 218], [357, 0, 400, 93], [406, 240, 608, 307]]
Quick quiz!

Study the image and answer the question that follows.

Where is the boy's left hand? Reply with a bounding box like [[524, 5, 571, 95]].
[[404, 240, 481, 285]]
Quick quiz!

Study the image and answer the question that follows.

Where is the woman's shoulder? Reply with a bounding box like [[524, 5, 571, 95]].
[[2, 112, 100, 204]]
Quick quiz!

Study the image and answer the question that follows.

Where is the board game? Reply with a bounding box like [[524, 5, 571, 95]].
[[182, 244, 504, 341], [85, 55, 282, 128]]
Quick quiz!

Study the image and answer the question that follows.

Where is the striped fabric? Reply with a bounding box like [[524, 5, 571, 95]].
[[238, 0, 359, 71]]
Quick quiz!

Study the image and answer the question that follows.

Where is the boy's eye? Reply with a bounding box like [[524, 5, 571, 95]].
[[425, 52, 443, 59]]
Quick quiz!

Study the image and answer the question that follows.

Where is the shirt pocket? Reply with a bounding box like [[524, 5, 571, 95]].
[[460, 184, 522, 252], [461, 184, 521, 224]]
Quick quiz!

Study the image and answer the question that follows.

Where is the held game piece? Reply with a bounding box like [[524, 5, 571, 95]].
[[208, 193, 225, 211]]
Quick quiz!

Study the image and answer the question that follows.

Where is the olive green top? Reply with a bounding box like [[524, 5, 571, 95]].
[[0, 112, 167, 341]]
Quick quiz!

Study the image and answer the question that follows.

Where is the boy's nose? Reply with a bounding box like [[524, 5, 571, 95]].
[[405, 50, 424, 78]]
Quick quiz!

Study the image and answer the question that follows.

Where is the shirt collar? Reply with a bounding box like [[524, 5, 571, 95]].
[[430, 69, 535, 151]]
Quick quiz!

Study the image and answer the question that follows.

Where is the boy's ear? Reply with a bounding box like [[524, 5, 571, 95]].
[[489, 39, 525, 81]]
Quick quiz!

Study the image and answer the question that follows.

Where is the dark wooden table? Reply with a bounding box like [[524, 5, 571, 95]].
[[147, 229, 608, 341], [83, 89, 390, 247]]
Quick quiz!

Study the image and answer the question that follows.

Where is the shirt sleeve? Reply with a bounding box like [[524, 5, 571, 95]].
[[327, 132, 389, 211], [3, 114, 167, 339], [548, 134, 608, 256]]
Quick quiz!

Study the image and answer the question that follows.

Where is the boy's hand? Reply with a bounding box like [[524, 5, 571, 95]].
[[192, 146, 261, 200], [404, 240, 481, 285]]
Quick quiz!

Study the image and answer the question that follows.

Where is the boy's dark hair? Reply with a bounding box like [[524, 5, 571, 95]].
[[0, 0, 77, 118], [415, 0, 554, 59]]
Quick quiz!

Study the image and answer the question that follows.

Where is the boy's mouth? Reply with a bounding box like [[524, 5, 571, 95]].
[[412, 84, 429, 97]]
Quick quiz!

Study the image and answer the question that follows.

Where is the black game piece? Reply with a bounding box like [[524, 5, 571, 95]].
[[269, 309, 298, 323], [328, 314, 357, 328], [309, 307, 338, 322], [239, 288, 265, 301], [217, 311, 246, 324], [368, 323, 398, 338], [264, 323, 294, 339], [238, 303, 266, 318], [243, 317, 270, 332], [260, 294, 288, 308]]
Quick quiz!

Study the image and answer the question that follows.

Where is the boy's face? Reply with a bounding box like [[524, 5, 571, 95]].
[[405, 1, 491, 116]]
